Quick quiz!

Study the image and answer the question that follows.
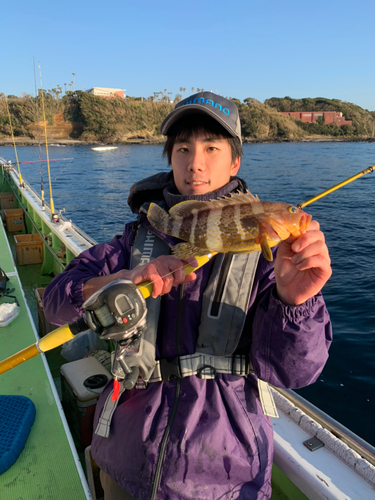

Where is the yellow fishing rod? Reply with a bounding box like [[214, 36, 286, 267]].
[[297, 165, 374, 209], [0, 254, 216, 375], [38, 62, 57, 221], [4, 95, 24, 186]]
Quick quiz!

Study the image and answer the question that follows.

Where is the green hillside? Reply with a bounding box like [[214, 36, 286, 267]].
[[265, 96, 375, 137], [1, 91, 374, 143]]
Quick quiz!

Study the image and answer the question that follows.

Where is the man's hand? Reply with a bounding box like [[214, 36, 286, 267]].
[[274, 220, 332, 306], [120, 255, 198, 298], [83, 255, 198, 301]]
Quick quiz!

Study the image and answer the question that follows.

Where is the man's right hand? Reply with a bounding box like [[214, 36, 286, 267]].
[[83, 255, 198, 300]]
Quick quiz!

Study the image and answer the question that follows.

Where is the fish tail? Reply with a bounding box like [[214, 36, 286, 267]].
[[147, 203, 171, 234]]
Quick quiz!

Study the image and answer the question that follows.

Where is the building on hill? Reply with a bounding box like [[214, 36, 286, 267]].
[[86, 87, 126, 98], [280, 111, 352, 127]]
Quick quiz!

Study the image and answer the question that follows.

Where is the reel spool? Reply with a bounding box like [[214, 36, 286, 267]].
[[83, 279, 147, 342]]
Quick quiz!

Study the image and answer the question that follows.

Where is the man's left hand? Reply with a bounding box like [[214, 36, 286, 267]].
[[274, 220, 332, 306]]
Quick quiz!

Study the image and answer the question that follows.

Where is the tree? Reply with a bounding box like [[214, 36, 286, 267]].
[[191, 87, 195, 93]]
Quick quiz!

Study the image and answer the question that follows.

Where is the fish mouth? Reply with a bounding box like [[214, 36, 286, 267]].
[[299, 213, 312, 233]]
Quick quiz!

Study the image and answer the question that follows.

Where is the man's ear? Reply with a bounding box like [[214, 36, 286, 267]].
[[230, 156, 241, 176]]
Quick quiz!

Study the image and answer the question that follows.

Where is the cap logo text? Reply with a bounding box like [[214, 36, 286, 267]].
[[182, 98, 230, 116]]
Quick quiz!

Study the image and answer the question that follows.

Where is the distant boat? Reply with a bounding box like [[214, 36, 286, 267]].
[[91, 146, 118, 151]]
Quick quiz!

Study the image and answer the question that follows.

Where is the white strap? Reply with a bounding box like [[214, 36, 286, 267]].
[[95, 383, 126, 438], [258, 379, 279, 418]]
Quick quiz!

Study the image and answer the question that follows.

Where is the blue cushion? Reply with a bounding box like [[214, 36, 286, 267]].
[[0, 396, 36, 475]]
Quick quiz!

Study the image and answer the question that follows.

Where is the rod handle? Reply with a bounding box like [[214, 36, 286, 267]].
[[137, 253, 216, 299]]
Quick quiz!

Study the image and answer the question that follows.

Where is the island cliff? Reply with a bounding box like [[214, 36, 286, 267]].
[[1, 91, 374, 145]]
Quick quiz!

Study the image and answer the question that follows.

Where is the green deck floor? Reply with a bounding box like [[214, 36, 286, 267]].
[[0, 223, 89, 499]]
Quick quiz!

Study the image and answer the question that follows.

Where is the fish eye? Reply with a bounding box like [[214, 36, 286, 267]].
[[288, 206, 298, 213]]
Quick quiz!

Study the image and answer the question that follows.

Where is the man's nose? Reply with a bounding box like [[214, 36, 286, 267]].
[[188, 150, 205, 171]]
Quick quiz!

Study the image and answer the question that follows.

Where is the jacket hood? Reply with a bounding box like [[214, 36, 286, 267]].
[[128, 172, 175, 214]]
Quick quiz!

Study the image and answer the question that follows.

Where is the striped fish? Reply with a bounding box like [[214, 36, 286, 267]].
[[147, 191, 312, 261]]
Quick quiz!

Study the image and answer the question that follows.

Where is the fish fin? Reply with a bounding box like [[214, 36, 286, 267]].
[[260, 237, 273, 262], [172, 242, 210, 258], [169, 191, 261, 218], [243, 190, 260, 203], [147, 203, 171, 233], [206, 190, 261, 208], [169, 200, 213, 218]]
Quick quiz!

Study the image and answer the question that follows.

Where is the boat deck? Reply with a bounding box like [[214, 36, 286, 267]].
[[0, 222, 90, 499]]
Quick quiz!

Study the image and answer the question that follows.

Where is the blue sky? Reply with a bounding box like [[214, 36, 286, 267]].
[[2, 0, 375, 110]]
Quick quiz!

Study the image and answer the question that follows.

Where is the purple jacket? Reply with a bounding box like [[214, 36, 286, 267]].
[[43, 177, 332, 500]]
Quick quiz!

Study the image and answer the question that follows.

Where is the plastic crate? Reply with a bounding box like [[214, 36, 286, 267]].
[[34, 288, 58, 336], [14, 234, 44, 265], [0, 192, 15, 210], [4, 208, 24, 233]]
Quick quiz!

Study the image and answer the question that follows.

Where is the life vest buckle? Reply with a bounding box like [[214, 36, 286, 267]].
[[197, 365, 217, 379], [159, 358, 182, 381]]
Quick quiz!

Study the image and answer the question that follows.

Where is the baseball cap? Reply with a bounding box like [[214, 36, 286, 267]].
[[160, 91, 242, 144]]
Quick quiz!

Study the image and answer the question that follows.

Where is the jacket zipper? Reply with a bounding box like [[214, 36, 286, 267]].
[[150, 285, 185, 500]]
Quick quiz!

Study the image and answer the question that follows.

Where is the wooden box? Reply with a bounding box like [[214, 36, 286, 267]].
[[4, 208, 24, 233], [14, 234, 44, 265], [0, 192, 15, 210]]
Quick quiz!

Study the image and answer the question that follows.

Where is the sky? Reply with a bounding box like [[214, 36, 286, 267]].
[[2, 0, 375, 110]]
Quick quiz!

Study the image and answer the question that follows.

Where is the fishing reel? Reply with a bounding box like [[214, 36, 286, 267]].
[[83, 279, 147, 344], [83, 279, 148, 385]]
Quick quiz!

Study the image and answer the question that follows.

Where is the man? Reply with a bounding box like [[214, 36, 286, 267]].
[[43, 91, 332, 499]]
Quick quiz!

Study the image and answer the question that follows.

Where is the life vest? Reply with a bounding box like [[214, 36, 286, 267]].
[[96, 223, 277, 438]]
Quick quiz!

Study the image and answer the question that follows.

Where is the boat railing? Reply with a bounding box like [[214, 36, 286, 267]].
[[2, 166, 98, 258], [20, 176, 98, 247], [275, 387, 375, 467]]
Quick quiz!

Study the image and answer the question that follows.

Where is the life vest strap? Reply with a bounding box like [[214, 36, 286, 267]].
[[149, 353, 253, 382], [150, 354, 278, 418]]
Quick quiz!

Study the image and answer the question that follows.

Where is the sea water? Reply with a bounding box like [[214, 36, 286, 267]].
[[1, 141, 374, 446]]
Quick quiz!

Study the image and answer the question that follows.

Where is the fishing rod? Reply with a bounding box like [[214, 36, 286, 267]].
[[33, 55, 45, 210], [297, 165, 374, 209], [0, 254, 215, 375], [37, 62, 58, 222], [3, 95, 24, 187]]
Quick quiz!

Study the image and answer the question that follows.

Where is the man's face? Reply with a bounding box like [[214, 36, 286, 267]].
[[171, 134, 241, 196]]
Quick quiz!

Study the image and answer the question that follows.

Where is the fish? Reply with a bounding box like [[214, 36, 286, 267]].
[[146, 191, 312, 261]]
